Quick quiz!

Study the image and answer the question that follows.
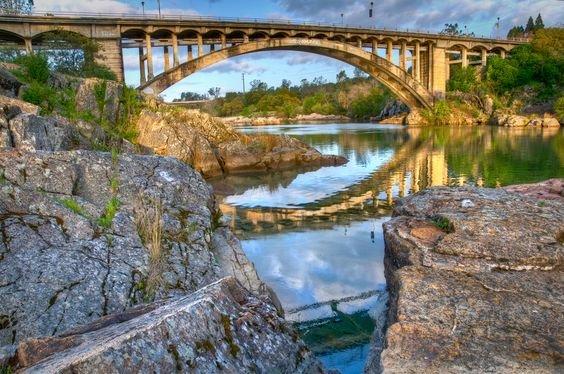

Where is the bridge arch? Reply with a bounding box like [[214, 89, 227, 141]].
[[139, 38, 434, 109]]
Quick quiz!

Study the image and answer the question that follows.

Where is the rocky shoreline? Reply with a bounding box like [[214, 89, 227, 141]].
[[0, 72, 331, 372], [218, 113, 350, 126], [367, 179, 563, 372]]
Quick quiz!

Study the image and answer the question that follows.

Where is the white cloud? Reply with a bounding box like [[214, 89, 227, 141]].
[[203, 59, 266, 74]]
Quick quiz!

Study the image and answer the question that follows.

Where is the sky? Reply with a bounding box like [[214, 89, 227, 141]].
[[33, 0, 564, 100]]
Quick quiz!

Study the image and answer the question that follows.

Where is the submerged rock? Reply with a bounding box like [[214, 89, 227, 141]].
[[14, 277, 324, 373], [367, 183, 563, 372]]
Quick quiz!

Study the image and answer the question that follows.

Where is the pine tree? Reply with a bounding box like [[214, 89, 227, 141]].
[[534, 14, 544, 30], [525, 16, 535, 33]]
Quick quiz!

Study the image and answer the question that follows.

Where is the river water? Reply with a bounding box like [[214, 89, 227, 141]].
[[210, 123, 563, 373]]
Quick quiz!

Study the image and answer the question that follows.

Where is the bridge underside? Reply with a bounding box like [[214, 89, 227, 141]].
[[140, 39, 434, 110]]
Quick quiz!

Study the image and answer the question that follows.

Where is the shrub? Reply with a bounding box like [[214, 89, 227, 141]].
[[448, 66, 477, 93], [14, 53, 50, 83], [421, 100, 451, 125], [21, 81, 56, 112]]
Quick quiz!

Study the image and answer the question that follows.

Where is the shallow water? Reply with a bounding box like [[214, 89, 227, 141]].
[[210, 123, 563, 373]]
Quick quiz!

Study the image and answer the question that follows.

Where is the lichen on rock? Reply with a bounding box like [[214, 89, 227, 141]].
[[367, 182, 564, 373]]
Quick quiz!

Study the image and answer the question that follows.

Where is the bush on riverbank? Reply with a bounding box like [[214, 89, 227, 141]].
[[185, 72, 392, 121], [446, 28, 563, 118]]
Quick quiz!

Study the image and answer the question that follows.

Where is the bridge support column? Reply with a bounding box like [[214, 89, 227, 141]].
[[95, 39, 125, 82], [243, 34, 249, 43], [400, 41, 406, 70], [481, 48, 487, 66], [371, 39, 377, 54], [414, 41, 421, 81], [386, 40, 393, 62], [500, 50, 506, 59], [172, 34, 179, 67], [187, 45, 193, 61], [145, 34, 154, 80], [357, 39, 362, 48], [163, 46, 170, 71], [197, 34, 203, 57], [24, 38, 32, 54], [138, 47, 146, 84], [461, 46, 468, 68], [431, 45, 447, 96], [221, 34, 227, 49]]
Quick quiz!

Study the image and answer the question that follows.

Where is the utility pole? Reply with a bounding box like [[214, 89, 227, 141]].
[[242, 73, 246, 94]]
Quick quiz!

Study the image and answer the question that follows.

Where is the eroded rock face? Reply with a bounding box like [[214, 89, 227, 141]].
[[0, 150, 266, 346], [368, 184, 563, 373], [15, 277, 324, 373], [135, 106, 347, 177]]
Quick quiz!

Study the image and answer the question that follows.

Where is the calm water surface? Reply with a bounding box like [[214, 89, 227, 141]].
[[210, 123, 563, 373]]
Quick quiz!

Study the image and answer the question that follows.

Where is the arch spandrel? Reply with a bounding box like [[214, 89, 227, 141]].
[[139, 38, 434, 109]]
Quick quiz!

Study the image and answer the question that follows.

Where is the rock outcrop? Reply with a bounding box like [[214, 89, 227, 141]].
[[12, 277, 323, 373], [136, 105, 347, 177], [0, 87, 327, 372], [0, 150, 221, 344], [367, 183, 563, 372]]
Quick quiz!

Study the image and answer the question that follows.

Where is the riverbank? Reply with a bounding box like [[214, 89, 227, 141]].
[[367, 179, 563, 372], [219, 113, 350, 126]]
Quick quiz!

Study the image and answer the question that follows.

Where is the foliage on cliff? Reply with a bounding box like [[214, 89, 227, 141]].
[[431, 28, 564, 125]]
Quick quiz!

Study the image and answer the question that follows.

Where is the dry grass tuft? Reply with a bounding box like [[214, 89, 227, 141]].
[[133, 194, 165, 299]]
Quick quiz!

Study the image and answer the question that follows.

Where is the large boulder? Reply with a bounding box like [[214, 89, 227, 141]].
[[0, 67, 22, 98], [75, 78, 123, 124], [136, 106, 347, 177], [403, 110, 423, 126], [0, 150, 268, 346], [13, 277, 324, 373], [367, 184, 564, 372]]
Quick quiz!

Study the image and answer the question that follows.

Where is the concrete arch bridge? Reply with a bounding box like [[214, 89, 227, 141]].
[[0, 13, 527, 109]]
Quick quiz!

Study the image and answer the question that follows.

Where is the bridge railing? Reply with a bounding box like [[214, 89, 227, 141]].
[[4, 11, 530, 43]]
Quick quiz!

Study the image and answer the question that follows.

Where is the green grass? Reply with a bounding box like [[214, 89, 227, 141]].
[[431, 215, 454, 233], [98, 197, 121, 229], [59, 198, 86, 217]]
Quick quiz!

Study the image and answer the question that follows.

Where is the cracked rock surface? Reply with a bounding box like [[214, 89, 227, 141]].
[[366, 183, 563, 373], [15, 277, 324, 373], [0, 149, 265, 346]]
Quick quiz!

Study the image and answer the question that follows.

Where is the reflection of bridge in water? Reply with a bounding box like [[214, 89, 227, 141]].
[[216, 127, 464, 236]]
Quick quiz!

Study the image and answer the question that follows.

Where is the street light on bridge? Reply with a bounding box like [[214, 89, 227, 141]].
[[369, 2, 373, 18], [157, 0, 161, 18], [141, 1, 145, 16]]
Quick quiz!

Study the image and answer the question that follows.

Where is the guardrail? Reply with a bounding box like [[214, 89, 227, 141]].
[[0, 11, 530, 43]]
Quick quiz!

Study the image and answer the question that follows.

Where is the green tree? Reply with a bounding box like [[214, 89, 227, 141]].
[[208, 87, 221, 99], [336, 70, 348, 83], [525, 17, 535, 33], [0, 0, 33, 14], [534, 14, 544, 31], [507, 26, 525, 38], [447, 66, 477, 93], [249, 79, 268, 92]]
